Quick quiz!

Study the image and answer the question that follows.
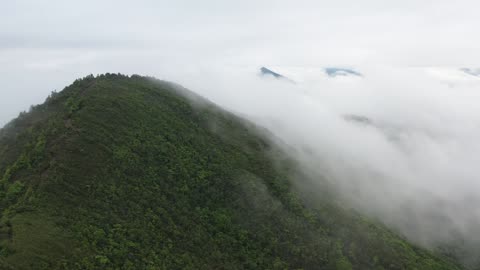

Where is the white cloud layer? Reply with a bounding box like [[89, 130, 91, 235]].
[[183, 67, 480, 265]]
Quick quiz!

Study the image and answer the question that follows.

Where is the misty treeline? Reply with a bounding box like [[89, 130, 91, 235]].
[[180, 66, 480, 268]]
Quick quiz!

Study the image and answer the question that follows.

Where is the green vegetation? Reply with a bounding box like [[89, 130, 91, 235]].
[[0, 74, 463, 269]]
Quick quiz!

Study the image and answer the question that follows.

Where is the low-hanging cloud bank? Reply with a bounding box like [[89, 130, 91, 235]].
[[181, 66, 480, 263]]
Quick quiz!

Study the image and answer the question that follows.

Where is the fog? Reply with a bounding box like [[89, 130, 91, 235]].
[[181, 67, 480, 253], [2, 0, 480, 263]]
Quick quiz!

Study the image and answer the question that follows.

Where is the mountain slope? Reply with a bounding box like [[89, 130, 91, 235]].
[[0, 74, 462, 269], [259, 67, 295, 83], [324, 68, 362, 77], [260, 67, 285, 78]]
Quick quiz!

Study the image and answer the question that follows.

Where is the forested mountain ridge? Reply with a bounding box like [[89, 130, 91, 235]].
[[0, 74, 462, 269]]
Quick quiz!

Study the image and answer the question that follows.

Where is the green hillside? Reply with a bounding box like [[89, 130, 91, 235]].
[[0, 74, 462, 269]]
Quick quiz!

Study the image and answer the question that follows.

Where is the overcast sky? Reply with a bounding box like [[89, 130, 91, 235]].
[[1, 0, 480, 126]]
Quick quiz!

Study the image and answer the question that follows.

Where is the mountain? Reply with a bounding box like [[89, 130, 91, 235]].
[[260, 67, 285, 78], [259, 67, 363, 82], [0, 74, 462, 269], [259, 67, 295, 83], [460, 68, 480, 77], [325, 68, 362, 77]]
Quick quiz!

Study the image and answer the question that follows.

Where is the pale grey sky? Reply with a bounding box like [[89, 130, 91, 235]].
[[1, 0, 480, 125]]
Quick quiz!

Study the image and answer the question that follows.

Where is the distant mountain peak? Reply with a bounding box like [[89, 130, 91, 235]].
[[325, 67, 362, 77], [260, 67, 284, 78], [259, 67, 295, 83], [460, 68, 480, 77]]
